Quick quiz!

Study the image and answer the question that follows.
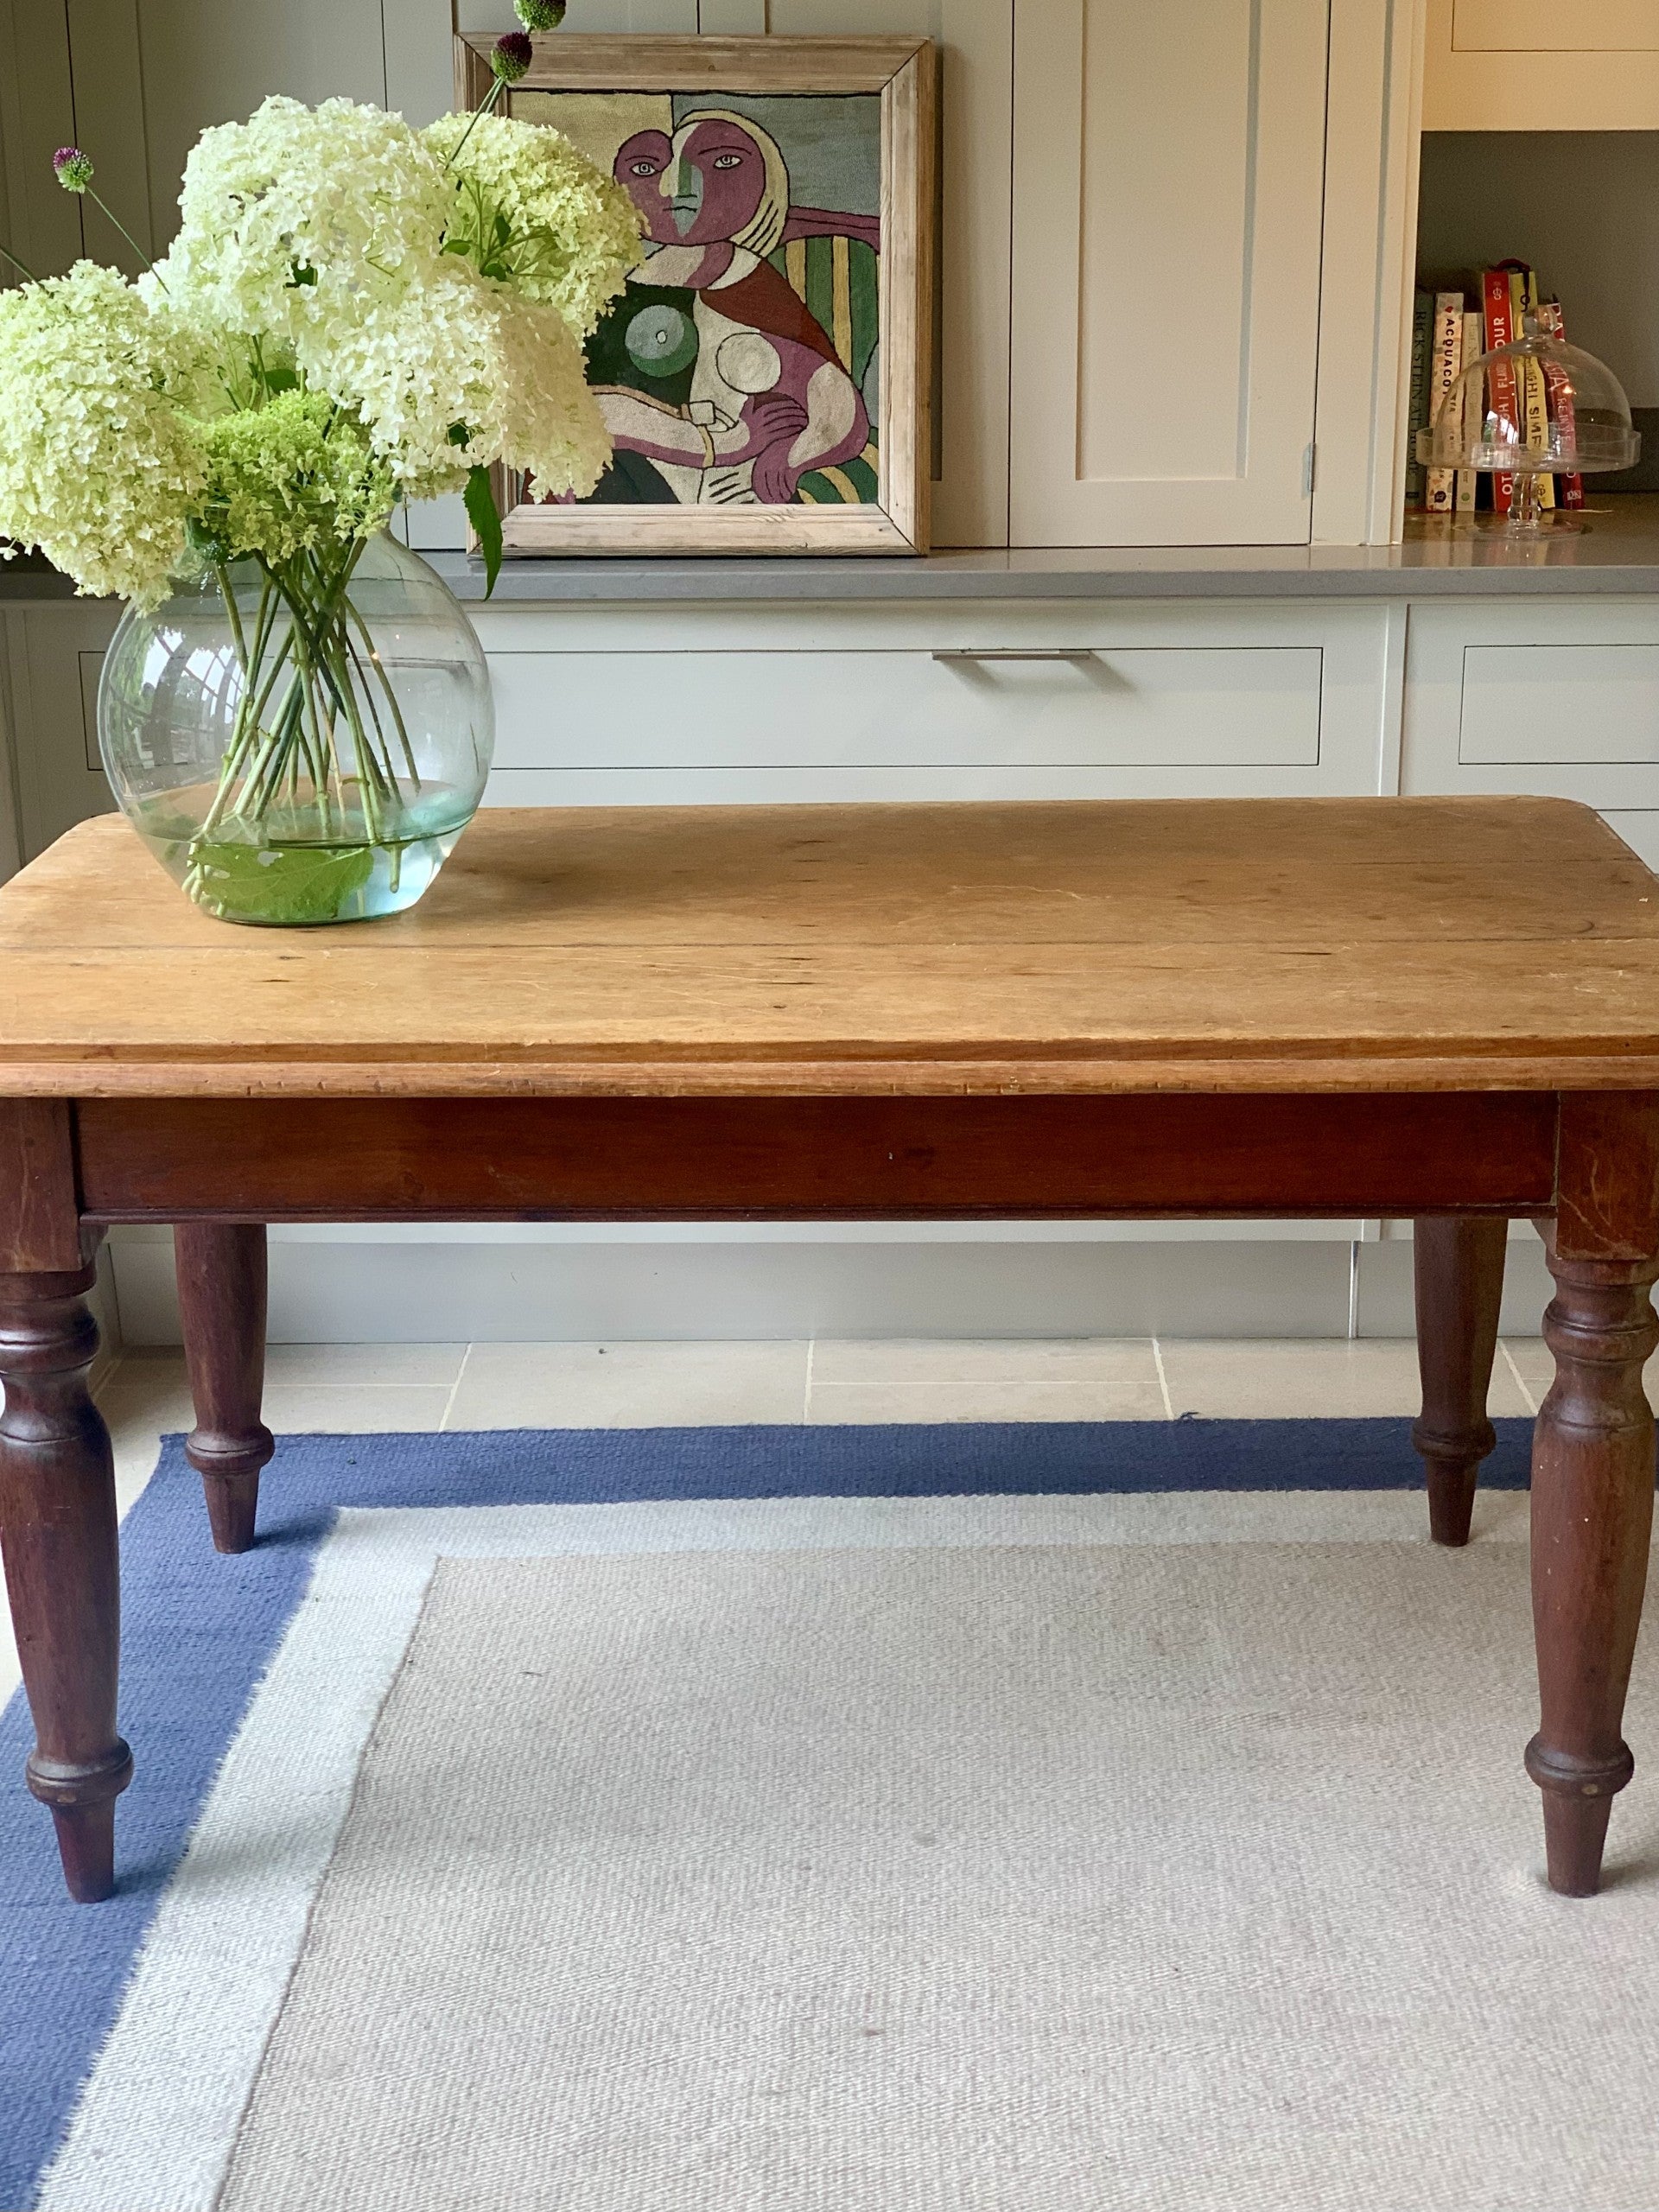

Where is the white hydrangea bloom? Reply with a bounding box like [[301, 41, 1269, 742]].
[[422, 110, 643, 335], [495, 291, 614, 496], [2, 97, 637, 603], [0, 263, 209, 604], [151, 96, 454, 361], [321, 264, 608, 500]]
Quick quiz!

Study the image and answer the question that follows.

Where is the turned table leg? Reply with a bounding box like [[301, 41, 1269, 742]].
[[1412, 1216, 1508, 1546], [176, 1223, 273, 1554], [1526, 1225, 1659, 1895], [0, 1261, 132, 1901]]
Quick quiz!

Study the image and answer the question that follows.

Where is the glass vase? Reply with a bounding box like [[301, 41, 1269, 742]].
[[98, 531, 493, 926]]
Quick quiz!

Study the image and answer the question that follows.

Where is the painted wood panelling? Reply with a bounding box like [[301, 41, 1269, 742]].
[[386, 0, 465, 128], [1009, 0, 1331, 546], [0, 602, 120, 861], [64, 2, 153, 270], [0, 3, 82, 280], [455, 0, 698, 29], [1312, 0, 1428, 544], [134, 1, 388, 249]]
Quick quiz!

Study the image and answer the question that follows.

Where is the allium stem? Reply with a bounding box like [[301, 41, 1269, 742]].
[[0, 236, 38, 283], [443, 73, 506, 172], [86, 188, 166, 289]]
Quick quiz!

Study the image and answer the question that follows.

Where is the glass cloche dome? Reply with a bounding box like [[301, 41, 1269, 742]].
[[1416, 315, 1640, 533]]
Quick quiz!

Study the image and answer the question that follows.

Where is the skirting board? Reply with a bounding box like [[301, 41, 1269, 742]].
[[106, 1230, 1554, 1346]]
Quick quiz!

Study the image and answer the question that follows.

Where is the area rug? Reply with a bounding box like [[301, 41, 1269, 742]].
[[19, 1414, 1659, 2212]]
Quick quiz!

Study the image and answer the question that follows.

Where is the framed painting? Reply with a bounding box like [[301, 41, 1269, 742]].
[[454, 34, 935, 556]]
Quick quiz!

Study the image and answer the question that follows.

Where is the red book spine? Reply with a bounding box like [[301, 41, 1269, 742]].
[[1538, 300, 1586, 509], [1483, 267, 1517, 514]]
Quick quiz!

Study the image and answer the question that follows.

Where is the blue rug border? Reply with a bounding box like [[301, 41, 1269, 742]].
[[0, 1414, 1535, 2207]]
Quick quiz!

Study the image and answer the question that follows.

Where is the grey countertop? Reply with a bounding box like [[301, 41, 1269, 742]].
[[435, 497, 1659, 601], [10, 499, 1659, 604]]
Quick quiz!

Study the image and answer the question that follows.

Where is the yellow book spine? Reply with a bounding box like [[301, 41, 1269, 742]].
[[1513, 269, 1554, 511]]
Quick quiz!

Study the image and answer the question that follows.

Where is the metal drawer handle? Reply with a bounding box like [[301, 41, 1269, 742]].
[[931, 649, 1097, 664]]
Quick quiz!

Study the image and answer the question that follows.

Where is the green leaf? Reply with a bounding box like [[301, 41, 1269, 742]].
[[464, 463, 503, 597], [184, 839, 376, 926]]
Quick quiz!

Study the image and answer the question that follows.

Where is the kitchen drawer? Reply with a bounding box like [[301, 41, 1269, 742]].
[[486, 643, 1325, 803], [1402, 600, 1659, 814], [1459, 644, 1659, 765]]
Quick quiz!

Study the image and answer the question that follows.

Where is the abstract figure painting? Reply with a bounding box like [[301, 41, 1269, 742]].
[[454, 36, 935, 554], [573, 97, 882, 510]]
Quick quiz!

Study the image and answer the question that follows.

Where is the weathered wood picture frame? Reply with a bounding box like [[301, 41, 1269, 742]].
[[454, 33, 935, 556]]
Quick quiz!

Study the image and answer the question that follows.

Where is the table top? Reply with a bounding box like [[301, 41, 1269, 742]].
[[3, 798, 1659, 1098]]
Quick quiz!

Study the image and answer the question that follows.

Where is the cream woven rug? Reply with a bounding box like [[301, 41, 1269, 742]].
[[207, 1537, 1659, 2212]]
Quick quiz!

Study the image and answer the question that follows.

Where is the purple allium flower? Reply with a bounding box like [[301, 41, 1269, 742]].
[[515, 0, 566, 28], [53, 146, 94, 193], [491, 30, 533, 80]]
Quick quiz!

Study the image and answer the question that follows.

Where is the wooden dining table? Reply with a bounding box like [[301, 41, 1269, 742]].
[[3, 795, 1659, 1907]]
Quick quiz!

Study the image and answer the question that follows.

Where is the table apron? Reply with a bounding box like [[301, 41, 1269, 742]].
[[73, 1092, 1559, 1224]]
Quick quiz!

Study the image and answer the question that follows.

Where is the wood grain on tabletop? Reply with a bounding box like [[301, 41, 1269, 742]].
[[3, 798, 1659, 1096]]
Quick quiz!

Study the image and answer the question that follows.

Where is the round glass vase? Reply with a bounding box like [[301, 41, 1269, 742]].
[[98, 531, 494, 926]]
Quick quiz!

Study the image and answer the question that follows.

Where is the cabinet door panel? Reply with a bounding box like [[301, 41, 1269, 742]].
[[1009, 0, 1329, 547], [4, 605, 120, 863], [1452, 0, 1659, 52], [1423, 0, 1659, 124]]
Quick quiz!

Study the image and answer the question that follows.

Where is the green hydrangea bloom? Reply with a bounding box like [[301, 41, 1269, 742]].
[[195, 391, 397, 566]]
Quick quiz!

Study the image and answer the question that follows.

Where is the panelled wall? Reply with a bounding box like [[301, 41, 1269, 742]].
[[0, 0, 1427, 550]]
